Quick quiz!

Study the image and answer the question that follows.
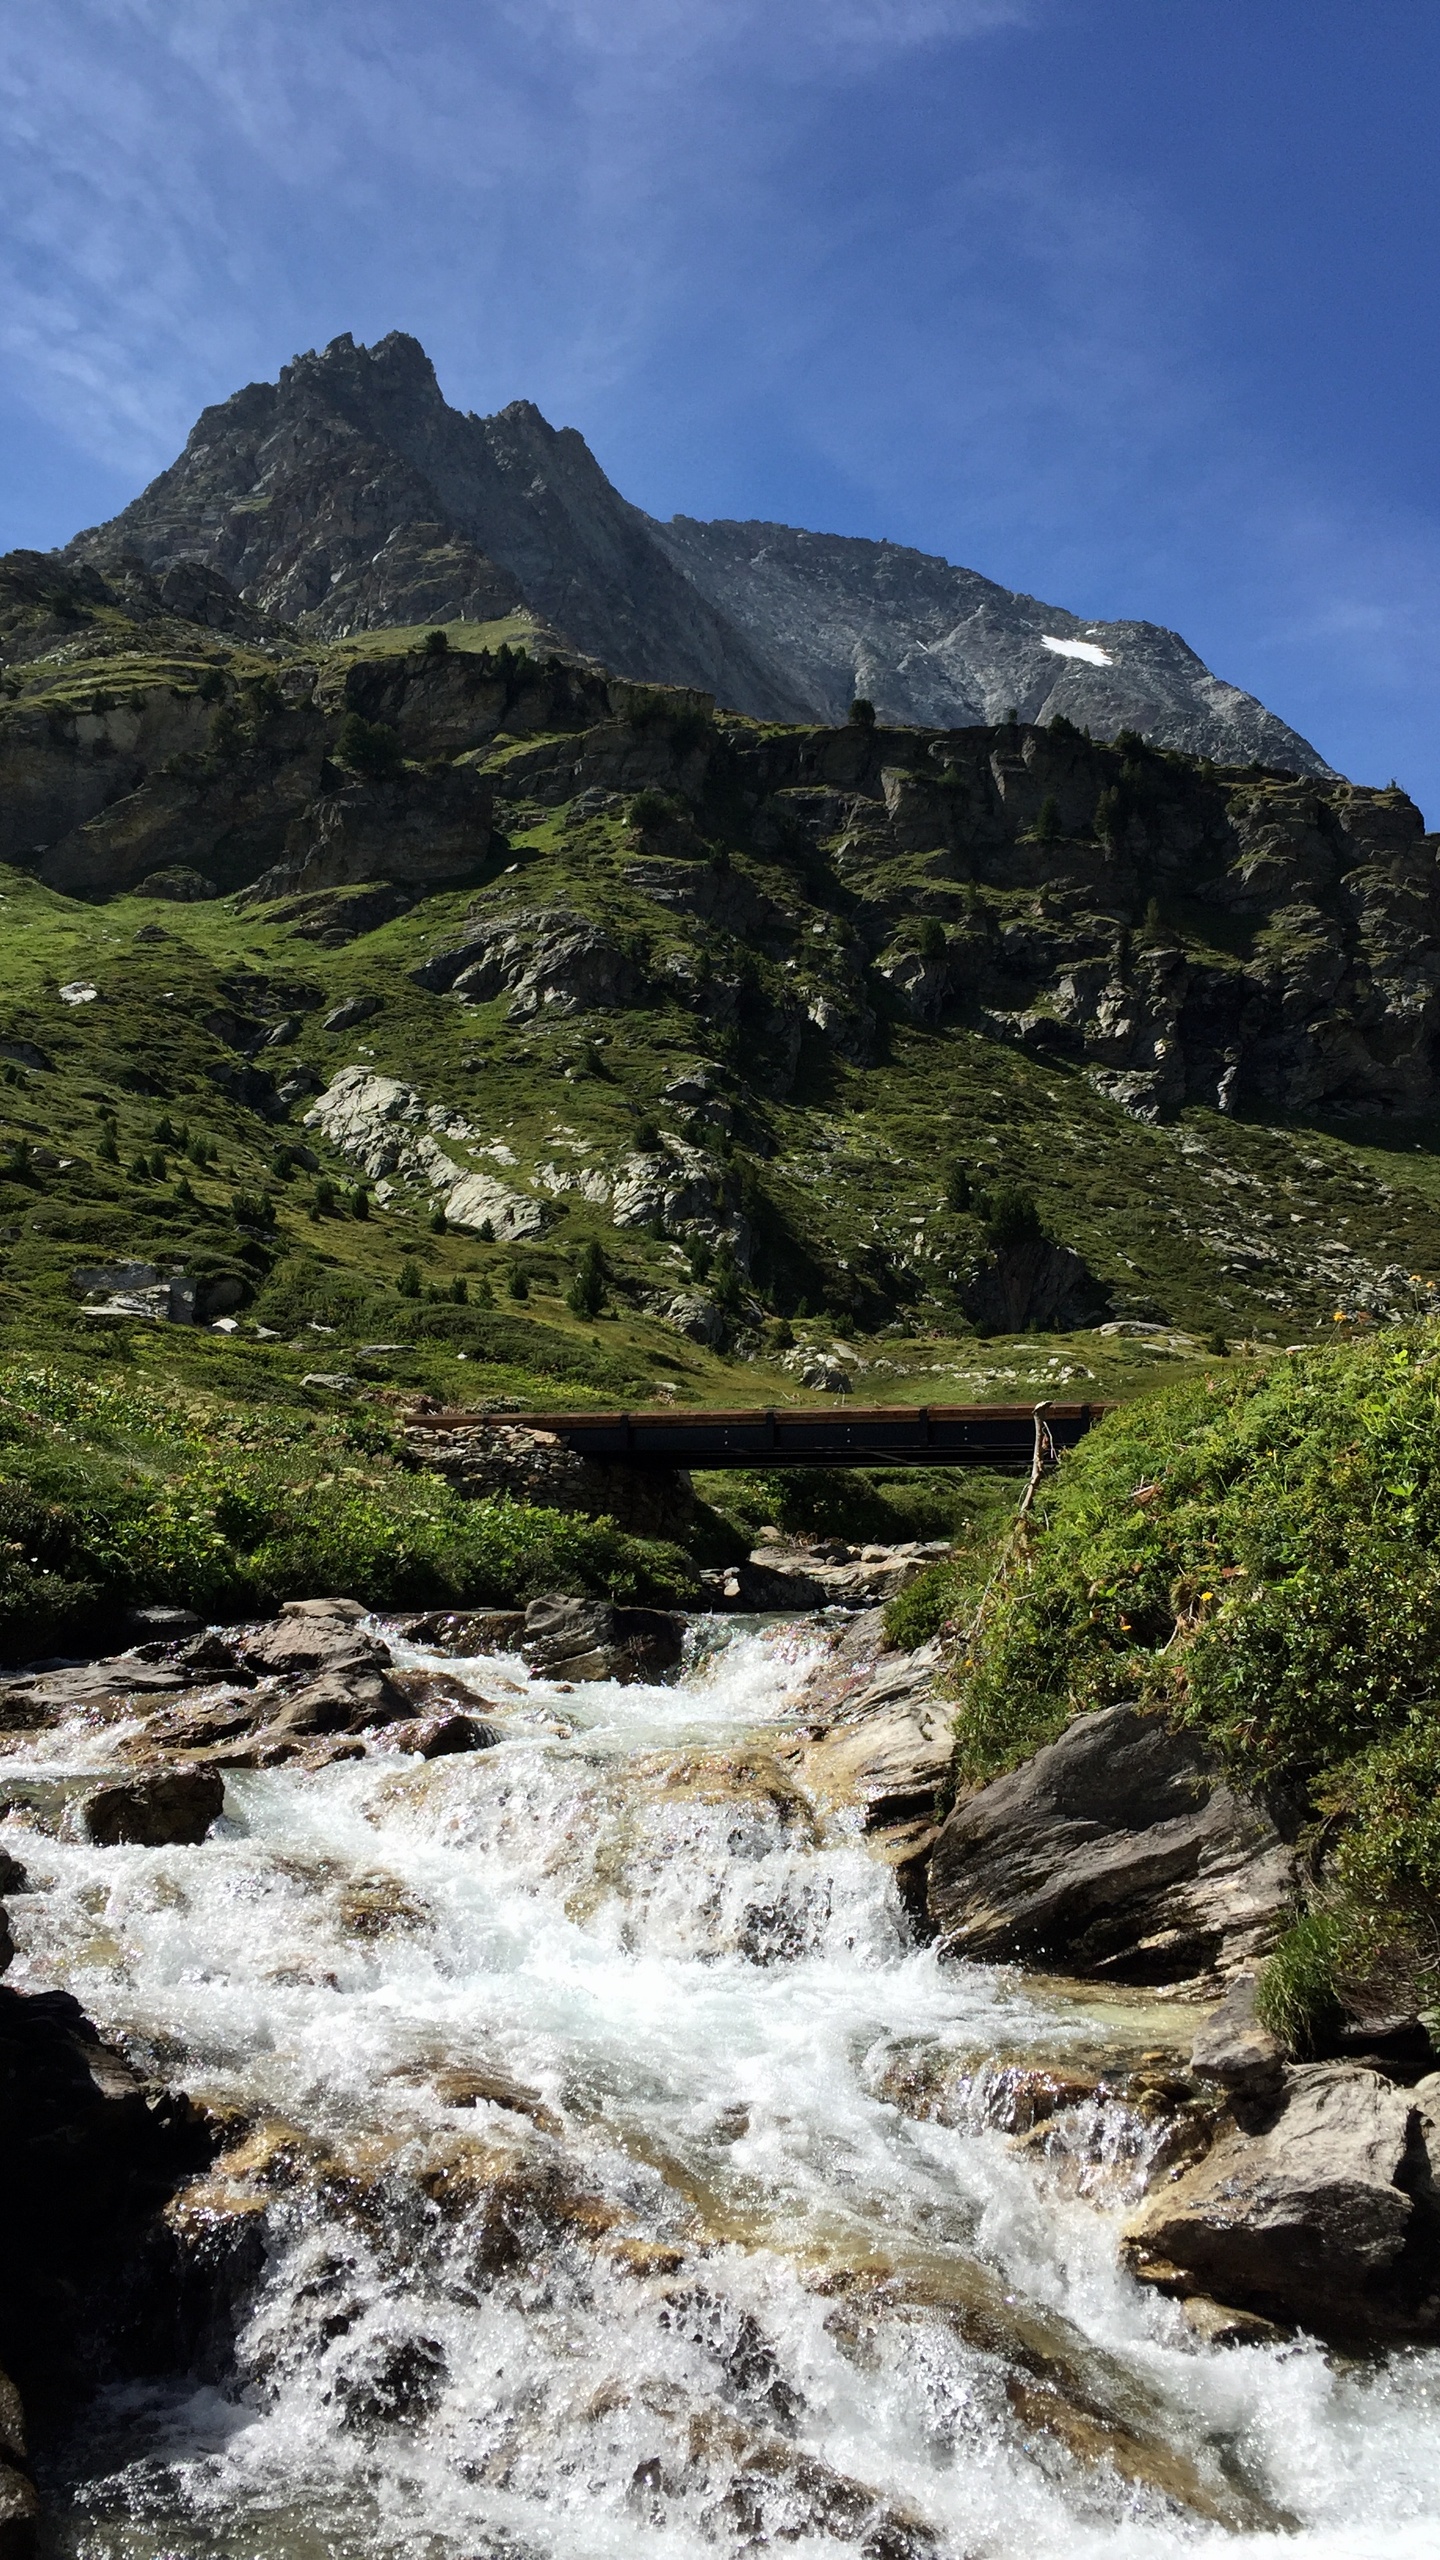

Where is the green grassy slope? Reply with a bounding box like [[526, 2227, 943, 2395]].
[[5, 562, 1440, 1659]]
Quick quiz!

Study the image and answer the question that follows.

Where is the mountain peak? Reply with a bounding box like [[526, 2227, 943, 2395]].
[[63, 334, 1331, 770]]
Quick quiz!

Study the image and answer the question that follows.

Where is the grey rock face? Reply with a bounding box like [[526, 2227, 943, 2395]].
[[66, 330, 1327, 768], [927, 1702, 1295, 1983], [653, 516, 1331, 775], [1121, 2063, 1440, 2340]]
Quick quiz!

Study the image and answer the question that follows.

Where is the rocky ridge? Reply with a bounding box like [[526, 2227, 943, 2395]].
[[65, 330, 1326, 770]]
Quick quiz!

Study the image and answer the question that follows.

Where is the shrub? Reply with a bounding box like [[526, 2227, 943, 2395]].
[[633, 1117, 661, 1154], [848, 698, 876, 728], [629, 790, 672, 834], [917, 918, 946, 961], [397, 1260, 422, 1299], [351, 1187, 370, 1220], [422, 627, 449, 655], [1033, 794, 1061, 842], [1254, 1913, 1347, 2056], [944, 1162, 972, 1213], [507, 1267, 529, 1301]]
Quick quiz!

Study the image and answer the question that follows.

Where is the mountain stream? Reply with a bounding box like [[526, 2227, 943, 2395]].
[[6, 1615, 1440, 2560]]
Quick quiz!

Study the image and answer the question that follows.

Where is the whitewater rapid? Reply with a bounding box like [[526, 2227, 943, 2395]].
[[5, 1617, 1440, 2560]]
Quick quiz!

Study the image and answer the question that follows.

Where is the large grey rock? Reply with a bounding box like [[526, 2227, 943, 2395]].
[[1121, 2064, 1440, 2340], [927, 1703, 1295, 1983]]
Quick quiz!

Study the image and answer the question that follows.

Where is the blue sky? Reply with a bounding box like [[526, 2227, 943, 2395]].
[[2, 1, 1437, 810]]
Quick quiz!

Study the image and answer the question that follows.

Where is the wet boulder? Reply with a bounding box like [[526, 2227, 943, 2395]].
[[520, 1595, 684, 1685], [377, 1711, 504, 1758], [1189, 1973, 1286, 2100], [927, 1702, 1296, 1983], [1121, 2062, 1440, 2341], [77, 1767, 226, 1847]]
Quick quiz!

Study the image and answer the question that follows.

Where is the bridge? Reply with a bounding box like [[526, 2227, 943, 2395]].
[[431, 1402, 1110, 1473]]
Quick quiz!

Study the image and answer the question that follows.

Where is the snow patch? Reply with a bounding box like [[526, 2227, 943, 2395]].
[[1042, 633, 1113, 667]]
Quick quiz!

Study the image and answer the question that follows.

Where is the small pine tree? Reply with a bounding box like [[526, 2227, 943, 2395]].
[[917, 918, 947, 961], [448, 1275, 468, 1305], [507, 1266, 530, 1301], [422, 627, 449, 655], [848, 697, 877, 728], [397, 1259, 422, 1299], [566, 1239, 606, 1319], [97, 1131, 119, 1165], [312, 1177, 336, 1218], [1033, 794, 1061, 842], [429, 1204, 448, 1234], [351, 1186, 370, 1220], [633, 1117, 661, 1154], [944, 1162, 972, 1213], [687, 1237, 713, 1285], [477, 1217, 495, 1243], [335, 712, 403, 781]]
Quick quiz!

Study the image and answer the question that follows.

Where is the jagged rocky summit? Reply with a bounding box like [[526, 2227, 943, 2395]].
[[66, 331, 1328, 774]]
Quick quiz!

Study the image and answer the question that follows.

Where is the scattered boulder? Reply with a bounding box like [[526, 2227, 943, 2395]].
[[322, 994, 380, 1032], [1121, 2062, 1440, 2341], [520, 1595, 685, 1684], [701, 1559, 828, 1611], [135, 866, 217, 900], [927, 1702, 1296, 1984], [77, 1768, 226, 1847]]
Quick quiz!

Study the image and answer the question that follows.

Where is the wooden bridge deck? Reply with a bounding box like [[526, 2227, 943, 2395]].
[[426, 1402, 1109, 1471]]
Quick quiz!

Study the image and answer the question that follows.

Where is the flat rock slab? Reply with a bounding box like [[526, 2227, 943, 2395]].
[[1122, 2062, 1440, 2340], [927, 1701, 1295, 1984]]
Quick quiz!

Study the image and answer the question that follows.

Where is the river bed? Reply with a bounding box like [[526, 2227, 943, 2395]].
[[5, 1614, 1440, 2560]]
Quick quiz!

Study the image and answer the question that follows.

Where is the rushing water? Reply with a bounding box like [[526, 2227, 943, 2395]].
[[5, 1616, 1440, 2560]]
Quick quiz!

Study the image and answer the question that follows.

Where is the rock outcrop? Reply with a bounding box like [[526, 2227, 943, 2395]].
[[927, 1702, 1296, 1983]]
